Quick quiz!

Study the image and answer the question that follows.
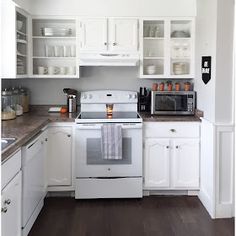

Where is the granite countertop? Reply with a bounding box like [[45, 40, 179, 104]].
[[140, 112, 202, 122], [1, 106, 78, 163], [1, 106, 201, 163]]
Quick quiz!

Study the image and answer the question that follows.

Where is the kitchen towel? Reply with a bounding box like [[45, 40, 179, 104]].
[[101, 124, 122, 160]]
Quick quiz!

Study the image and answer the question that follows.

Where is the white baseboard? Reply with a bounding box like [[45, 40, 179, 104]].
[[198, 188, 215, 218]]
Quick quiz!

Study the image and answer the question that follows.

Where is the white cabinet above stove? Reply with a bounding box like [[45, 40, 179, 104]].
[[79, 18, 139, 66]]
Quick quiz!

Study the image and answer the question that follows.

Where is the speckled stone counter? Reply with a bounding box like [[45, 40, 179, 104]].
[[1, 106, 78, 163], [139, 112, 201, 122]]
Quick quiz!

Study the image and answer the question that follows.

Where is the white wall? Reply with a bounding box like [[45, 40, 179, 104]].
[[215, 0, 234, 124], [195, 0, 217, 123], [29, 0, 196, 17]]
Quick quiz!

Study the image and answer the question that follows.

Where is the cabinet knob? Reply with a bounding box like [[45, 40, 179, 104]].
[[45, 138, 48, 142], [1, 207, 7, 213], [67, 134, 71, 138], [108, 168, 111, 171], [170, 129, 176, 133], [4, 199, 11, 205], [166, 146, 170, 149], [176, 146, 179, 149], [104, 42, 107, 46], [113, 42, 117, 46]]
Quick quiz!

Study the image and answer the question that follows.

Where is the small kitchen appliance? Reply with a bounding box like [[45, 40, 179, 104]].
[[75, 90, 143, 199], [63, 88, 77, 113], [151, 91, 195, 115], [138, 87, 151, 112]]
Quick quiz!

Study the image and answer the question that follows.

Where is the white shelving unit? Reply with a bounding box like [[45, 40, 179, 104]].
[[31, 17, 79, 78], [140, 17, 195, 79]]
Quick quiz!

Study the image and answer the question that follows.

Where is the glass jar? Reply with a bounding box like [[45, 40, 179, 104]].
[[1, 89, 16, 120], [19, 87, 29, 113], [12, 88, 23, 116]]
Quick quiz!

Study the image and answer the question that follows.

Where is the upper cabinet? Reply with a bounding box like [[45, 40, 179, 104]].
[[31, 17, 79, 78], [140, 17, 195, 79], [80, 18, 108, 52], [79, 18, 139, 53], [1, 1, 30, 78], [109, 19, 138, 52]]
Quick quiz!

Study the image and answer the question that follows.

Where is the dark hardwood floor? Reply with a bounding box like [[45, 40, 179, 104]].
[[29, 196, 234, 236]]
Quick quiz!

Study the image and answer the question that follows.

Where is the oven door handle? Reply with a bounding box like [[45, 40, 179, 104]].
[[76, 123, 142, 130]]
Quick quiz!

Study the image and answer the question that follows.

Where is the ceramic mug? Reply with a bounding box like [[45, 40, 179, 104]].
[[58, 66, 66, 75], [48, 66, 59, 75], [67, 66, 75, 75], [38, 66, 47, 75]]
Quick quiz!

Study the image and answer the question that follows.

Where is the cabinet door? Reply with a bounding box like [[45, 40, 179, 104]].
[[47, 127, 72, 186], [172, 139, 199, 188], [80, 18, 108, 51], [110, 19, 138, 52], [1, 171, 22, 236], [144, 138, 170, 188]]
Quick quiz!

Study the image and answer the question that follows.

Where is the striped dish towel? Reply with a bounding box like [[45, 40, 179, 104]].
[[101, 124, 122, 160]]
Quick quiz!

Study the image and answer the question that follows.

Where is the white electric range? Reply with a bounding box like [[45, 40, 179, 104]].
[[75, 90, 143, 199]]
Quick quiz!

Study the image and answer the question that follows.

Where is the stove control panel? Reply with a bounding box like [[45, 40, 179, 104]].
[[80, 90, 138, 104]]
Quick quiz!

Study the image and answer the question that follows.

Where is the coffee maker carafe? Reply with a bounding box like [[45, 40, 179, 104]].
[[63, 88, 77, 113]]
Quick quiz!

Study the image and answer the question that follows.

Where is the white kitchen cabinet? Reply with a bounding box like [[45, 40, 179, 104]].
[[172, 139, 199, 188], [80, 18, 108, 51], [1, 1, 30, 78], [79, 18, 138, 53], [144, 122, 200, 190], [47, 126, 73, 187], [1, 150, 22, 236], [140, 17, 195, 79], [144, 138, 170, 188], [110, 19, 138, 52], [1, 172, 22, 236], [31, 17, 79, 78]]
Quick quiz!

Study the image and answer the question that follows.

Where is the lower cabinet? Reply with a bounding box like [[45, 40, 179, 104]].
[[172, 139, 199, 188], [144, 122, 200, 190], [1, 171, 22, 236], [47, 126, 73, 187], [144, 138, 170, 188]]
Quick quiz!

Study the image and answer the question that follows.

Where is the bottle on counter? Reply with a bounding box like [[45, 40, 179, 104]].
[[1, 89, 16, 120]]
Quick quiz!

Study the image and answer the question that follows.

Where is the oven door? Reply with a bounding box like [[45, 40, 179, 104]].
[[151, 93, 190, 115], [75, 123, 142, 177]]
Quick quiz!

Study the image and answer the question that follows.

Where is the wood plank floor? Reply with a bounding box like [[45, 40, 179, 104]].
[[29, 196, 234, 236]]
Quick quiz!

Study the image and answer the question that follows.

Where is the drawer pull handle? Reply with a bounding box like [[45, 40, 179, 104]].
[[4, 199, 11, 205], [1, 207, 7, 213], [166, 146, 170, 149], [170, 129, 176, 133]]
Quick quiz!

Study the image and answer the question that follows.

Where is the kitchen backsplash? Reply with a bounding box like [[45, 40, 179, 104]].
[[2, 67, 193, 105]]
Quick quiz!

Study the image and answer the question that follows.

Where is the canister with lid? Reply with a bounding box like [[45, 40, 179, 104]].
[[19, 87, 29, 113], [12, 88, 23, 116], [1, 89, 16, 120]]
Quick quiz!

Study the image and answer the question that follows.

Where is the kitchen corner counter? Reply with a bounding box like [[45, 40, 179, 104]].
[[140, 112, 202, 122], [1, 106, 78, 163]]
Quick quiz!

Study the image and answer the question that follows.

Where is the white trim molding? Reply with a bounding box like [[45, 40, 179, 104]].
[[198, 118, 235, 219]]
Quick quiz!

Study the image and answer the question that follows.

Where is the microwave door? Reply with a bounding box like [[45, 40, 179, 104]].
[[155, 94, 188, 113]]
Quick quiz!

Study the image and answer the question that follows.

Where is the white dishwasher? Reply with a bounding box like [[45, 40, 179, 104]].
[[22, 131, 47, 236]]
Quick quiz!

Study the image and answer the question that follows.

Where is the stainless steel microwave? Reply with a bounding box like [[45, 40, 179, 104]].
[[151, 91, 195, 115]]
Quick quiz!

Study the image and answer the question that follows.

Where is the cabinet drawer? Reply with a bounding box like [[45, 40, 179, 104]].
[[2, 150, 21, 190], [144, 122, 200, 138]]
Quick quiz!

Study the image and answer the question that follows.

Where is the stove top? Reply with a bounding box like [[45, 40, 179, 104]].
[[75, 112, 142, 123]]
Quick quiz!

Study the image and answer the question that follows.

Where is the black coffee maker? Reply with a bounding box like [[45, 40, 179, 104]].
[[138, 87, 151, 112]]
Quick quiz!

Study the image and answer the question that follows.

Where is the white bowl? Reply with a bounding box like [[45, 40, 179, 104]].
[[146, 65, 156, 75], [17, 20, 23, 31]]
